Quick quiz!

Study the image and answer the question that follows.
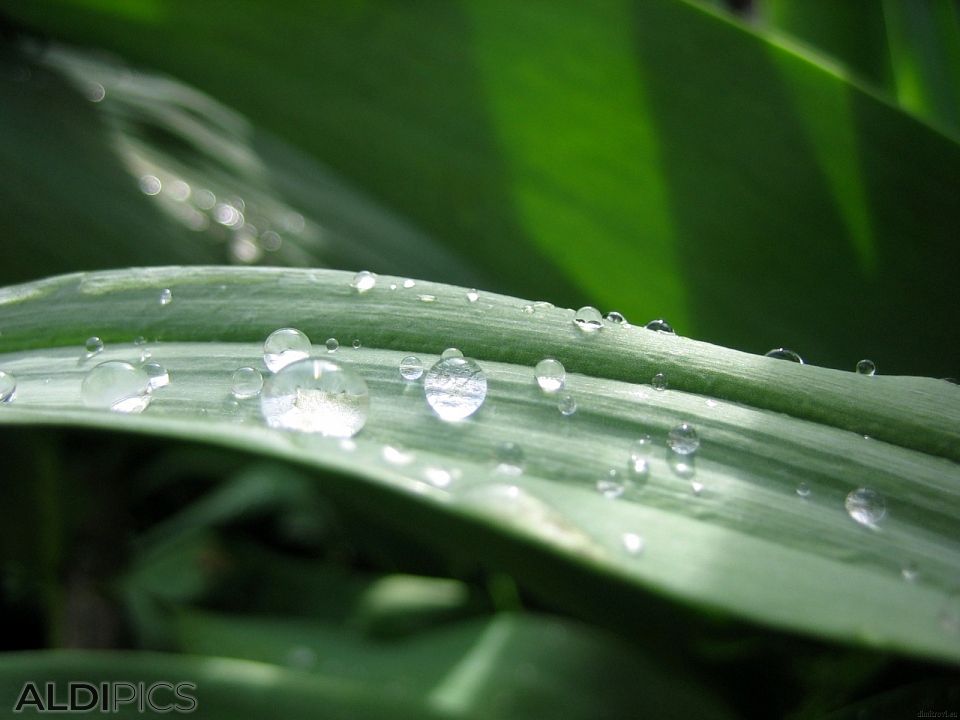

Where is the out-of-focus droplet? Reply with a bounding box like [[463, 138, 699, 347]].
[[424, 357, 487, 421], [402, 279, 416, 289], [418, 294, 437, 303], [494, 441, 525, 476], [399, 356, 424, 381], [558, 394, 577, 416], [139, 175, 161, 196], [622, 532, 644, 555], [596, 469, 626, 499], [901, 562, 918, 583], [382, 444, 415, 466], [535, 358, 565, 393], [796, 482, 811, 498], [232, 367, 263, 399], [263, 328, 311, 372], [765, 348, 804, 364], [82, 361, 151, 413], [261, 358, 369, 437], [574, 306, 603, 332], [352, 339, 362, 350]]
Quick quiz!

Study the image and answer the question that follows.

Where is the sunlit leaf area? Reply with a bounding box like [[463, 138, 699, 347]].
[[1, 1, 959, 718]]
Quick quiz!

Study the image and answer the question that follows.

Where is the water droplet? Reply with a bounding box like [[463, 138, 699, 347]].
[[690, 481, 705, 496], [382, 444, 415, 466], [596, 470, 626, 499], [0, 370, 17, 403], [261, 358, 369, 437], [81, 361, 151, 413], [628, 457, 649, 481], [418, 294, 437, 303], [622, 532, 645, 555], [466, 289, 480, 303], [651, 372, 667, 391], [402, 279, 416, 289], [856, 359, 876, 376], [231, 367, 263, 399], [765, 348, 804, 364], [351, 271, 377, 293], [628, 437, 652, 479], [389, 283, 398, 291], [424, 357, 487, 421], [796, 482, 811, 498], [606, 311, 627, 325], [667, 423, 700, 455], [139, 348, 152, 363], [441, 347, 463, 359], [535, 358, 565, 393], [645, 319, 675, 334], [534, 301, 554, 310], [142, 362, 170, 391], [845, 487, 886, 527], [352, 339, 362, 350], [138, 175, 161, 196], [263, 328, 312, 372], [399, 356, 424, 381], [325, 338, 339, 353], [557, 394, 577, 416], [159, 288, 173, 306], [84, 336, 104, 355], [424, 466, 457, 488], [494, 442, 525, 476], [574, 306, 603, 332], [521, 304, 535, 314], [901, 561, 918, 583]]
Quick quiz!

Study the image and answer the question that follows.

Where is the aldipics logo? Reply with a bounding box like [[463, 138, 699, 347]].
[[12, 681, 198, 714]]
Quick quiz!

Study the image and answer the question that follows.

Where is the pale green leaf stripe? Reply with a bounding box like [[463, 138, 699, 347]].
[[0, 267, 958, 664]]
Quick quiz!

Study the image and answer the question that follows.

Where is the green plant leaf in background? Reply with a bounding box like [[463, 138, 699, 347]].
[[3, 0, 959, 377]]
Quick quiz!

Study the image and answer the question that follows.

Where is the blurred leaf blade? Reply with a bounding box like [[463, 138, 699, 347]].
[[0, 267, 958, 667]]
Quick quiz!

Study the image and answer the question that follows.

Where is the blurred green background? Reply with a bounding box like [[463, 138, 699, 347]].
[[1, 1, 959, 718]]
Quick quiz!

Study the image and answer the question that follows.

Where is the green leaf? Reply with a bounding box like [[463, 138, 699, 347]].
[[1, 267, 958, 667], [5, 0, 960, 376]]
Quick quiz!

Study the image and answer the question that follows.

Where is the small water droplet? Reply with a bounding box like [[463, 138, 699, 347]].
[[325, 338, 339, 353], [339, 439, 357, 452], [606, 311, 627, 325], [82, 361, 151, 413], [84, 336, 104, 355], [399, 356, 424, 381], [466, 289, 480, 303], [574, 306, 603, 332], [535, 358, 565, 393], [521, 304, 535, 314], [765, 348, 804, 364], [418, 294, 437, 303], [263, 328, 311, 372], [389, 283, 398, 290], [534, 301, 554, 310], [651, 372, 667, 391], [139, 175, 161, 196], [231, 367, 263, 399], [901, 561, 918, 583], [424, 357, 487, 421], [690, 481, 705, 496], [139, 348, 152, 363], [644, 319, 675, 334], [796, 482, 811, 498], [402, 279, 416, 289], [856, 359, 876, 376], [260, 358, 369, 437], [494, 442, 525, 476], [142, 362, 170, 391], [622, 532, 644, 555], [845, 487, 886, 527], [159, 288, 173, 306], [596, 470, 626, 499], [0, 370, 17, 403], [424, 466, 457, 488], [557, 394, 577, 416], [667, 423, 700, 455], [382, 444, 415, 466], [351, 270, 377, 293], [352, 339, 362, 350], [441, 348, 463, 359]]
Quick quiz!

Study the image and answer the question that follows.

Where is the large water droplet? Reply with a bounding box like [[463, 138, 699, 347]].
[[261, 358, 369, 437], [351, 270, 377, 293], [645, 319, 675, 334], [667, 423, 700, 455], [441, 348, 463, 359], [651, 372, 667, 391], [82, 361, 151, 413], [85, 336, 104, 355], [232, 367, 263, 399], [765, 348, 804, 364], [596, 470, 626, 499], [574, 306, 603, 333], [263, 328, 311, 372], [622, 532, 645, 555], [535, 358, 565, 393], [399, 356, 424, 381], [424, 357, 487, 421], [0, 370, 17, 403], [159, 288, 173, 306], [845, 487, 886, 527], [856, 359, 876, 376], [325, 338, 339, 353], [494, 441, 525, 476], [142, 362, 170, 391], [557, 394, 577, 416]]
